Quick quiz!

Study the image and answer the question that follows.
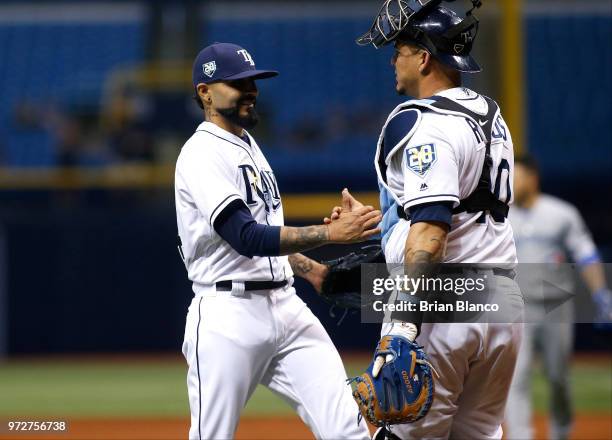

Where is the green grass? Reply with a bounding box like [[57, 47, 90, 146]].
[[533, 362, 612, 413], [0, 362, 189, 417], [0, 356, 609, 418]]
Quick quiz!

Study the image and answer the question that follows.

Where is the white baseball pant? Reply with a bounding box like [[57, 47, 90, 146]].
[[182, 281, 370, 440]]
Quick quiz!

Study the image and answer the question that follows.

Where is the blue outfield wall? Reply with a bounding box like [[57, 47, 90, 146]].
[[0, 188, 609, 355], [0, 189, 381, 354]]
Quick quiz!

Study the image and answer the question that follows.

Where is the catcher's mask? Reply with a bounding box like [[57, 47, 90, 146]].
[[356, 0, 483, 73]]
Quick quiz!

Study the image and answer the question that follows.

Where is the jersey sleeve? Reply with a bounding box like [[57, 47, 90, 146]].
[[176, 144, 243, 226], [401, 127, 460, 212], [563, 205, 599, 265], [214, 199, 281, 258]]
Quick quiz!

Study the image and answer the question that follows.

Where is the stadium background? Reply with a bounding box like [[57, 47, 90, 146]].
[[0, 0, 610, 439]]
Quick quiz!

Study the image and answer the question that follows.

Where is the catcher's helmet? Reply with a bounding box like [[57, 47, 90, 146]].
[[357, 0, 483, 73]]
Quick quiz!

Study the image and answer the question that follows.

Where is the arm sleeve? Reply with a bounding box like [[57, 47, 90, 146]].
[[409, 202, 454, 227], [401, 133, 460, 212], [213, 199, 280, 258], [563, 206, 599, 266], [176, 146, 244, 226]]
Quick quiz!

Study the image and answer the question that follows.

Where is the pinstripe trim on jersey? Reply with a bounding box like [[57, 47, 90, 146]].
[[209, 193, 242, 225], [267, 257, 275, 280], [263, 205, 275, 280], [456, 95, 481, 101], [196, 129, 260, 173], [403, 194, 460, 210], [195, 296, 203, 440]]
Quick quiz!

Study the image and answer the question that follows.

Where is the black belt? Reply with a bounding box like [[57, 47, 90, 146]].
[[440, 267, 516, 280], [215, 280, 288, 291]]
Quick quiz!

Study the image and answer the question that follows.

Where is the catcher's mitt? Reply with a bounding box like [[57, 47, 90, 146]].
[[349, 335, 435, 427], [320, 244, 385, 309]]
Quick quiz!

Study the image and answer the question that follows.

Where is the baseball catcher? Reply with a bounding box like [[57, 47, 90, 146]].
[[337, 0, 524, 438]]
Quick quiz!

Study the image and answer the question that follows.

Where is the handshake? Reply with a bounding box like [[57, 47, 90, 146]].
[[323, 188, 382, 244]]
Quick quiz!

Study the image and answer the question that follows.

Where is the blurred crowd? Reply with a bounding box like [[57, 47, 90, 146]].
[[0, 91, 384, 168]]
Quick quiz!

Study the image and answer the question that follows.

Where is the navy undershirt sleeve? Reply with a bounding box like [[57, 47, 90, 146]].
[[408, 202, 454, 228], [213, 199, 281, 258]]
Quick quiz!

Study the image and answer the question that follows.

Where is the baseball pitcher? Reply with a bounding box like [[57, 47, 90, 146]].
[[175, 43, 377, 439]]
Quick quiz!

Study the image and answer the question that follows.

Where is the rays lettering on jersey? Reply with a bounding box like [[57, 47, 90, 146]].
[[238, 164, 281, 212]]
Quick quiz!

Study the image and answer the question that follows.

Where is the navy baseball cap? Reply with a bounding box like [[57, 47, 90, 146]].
[[192, 42, 278, 87]]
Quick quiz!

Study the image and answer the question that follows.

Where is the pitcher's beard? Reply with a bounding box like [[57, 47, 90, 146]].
[[217, 105, 259, 130]]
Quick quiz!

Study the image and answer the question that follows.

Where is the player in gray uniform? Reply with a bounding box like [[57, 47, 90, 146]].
[[505, 155, 612, 440]]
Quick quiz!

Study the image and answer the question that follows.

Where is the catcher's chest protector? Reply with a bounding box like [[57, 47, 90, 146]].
[[380, 95, 507, 223]]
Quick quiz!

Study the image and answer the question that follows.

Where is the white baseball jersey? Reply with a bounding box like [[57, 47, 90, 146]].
[[175, 121, 292, 290], [377, 87, 517, 265], [378, 88, 523, 440], [178, 124, 368, 440]]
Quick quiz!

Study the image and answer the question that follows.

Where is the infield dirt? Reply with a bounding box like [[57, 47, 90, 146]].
[[1, 415, 609, 440]]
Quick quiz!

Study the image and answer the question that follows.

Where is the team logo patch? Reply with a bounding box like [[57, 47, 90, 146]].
[[203, 61, 216, 78], [406, 144, 437, 176]]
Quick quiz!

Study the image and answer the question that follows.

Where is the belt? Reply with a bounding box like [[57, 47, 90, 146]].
[[215, 280, 288, 292], [440, 267, 516, 280]]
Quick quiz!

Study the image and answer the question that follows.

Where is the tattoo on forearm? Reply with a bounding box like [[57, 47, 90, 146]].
[[429, 236, 443, 247], [412, 250, 436, 263], [405, 248, 443, 264], [404, 248, 439, 280], [405, 235, 445, 263], [404, 234, 445, 281], [279, 225, 329, 255], [288, 254, 314, 277], [395, 227, 448, 318]]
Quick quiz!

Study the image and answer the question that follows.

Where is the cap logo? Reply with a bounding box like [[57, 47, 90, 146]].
[[453, 44, 465, 54], [461, 31, 473, 43], [203, 61, 217, 78], [236, 49, 255, 67]]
